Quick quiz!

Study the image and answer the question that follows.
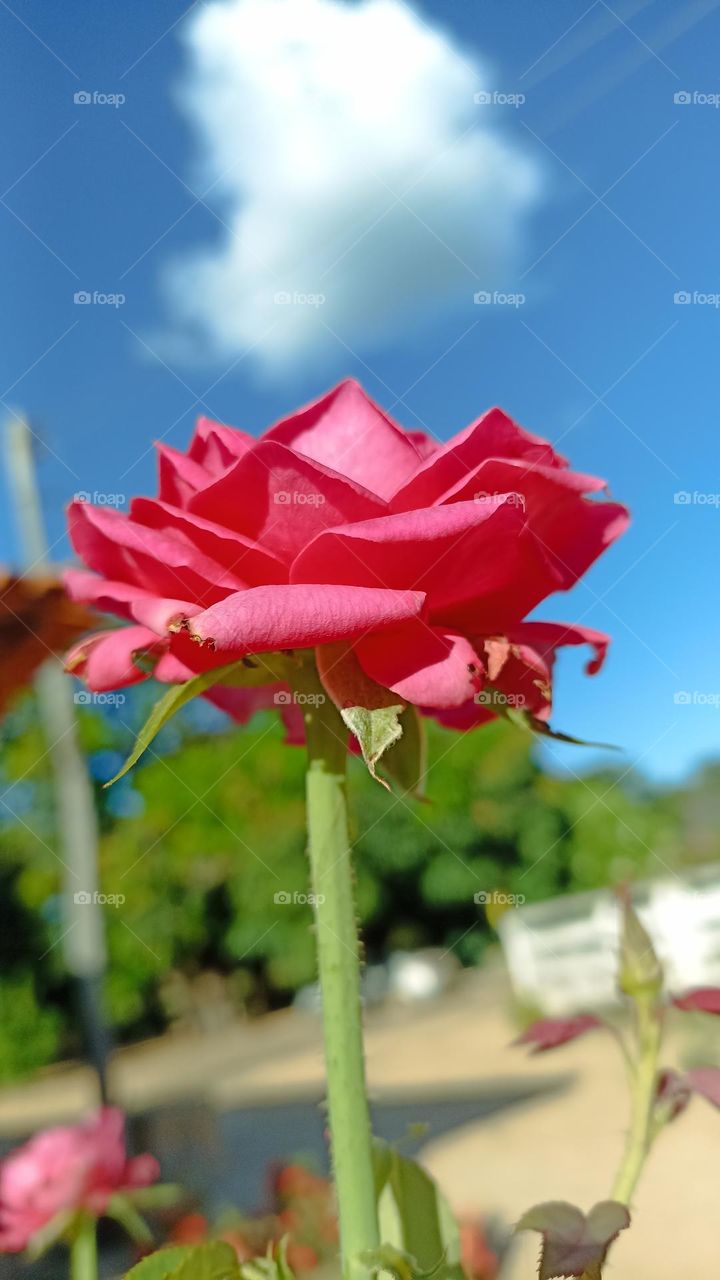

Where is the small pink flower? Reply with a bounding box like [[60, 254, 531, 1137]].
[[0, 1108, 159, 1253]]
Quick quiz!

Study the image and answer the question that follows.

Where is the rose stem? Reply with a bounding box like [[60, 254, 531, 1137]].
[[295, 661, 380, 1280], [69, 1214, 98, 1280], [611, 991, 663, 1204]]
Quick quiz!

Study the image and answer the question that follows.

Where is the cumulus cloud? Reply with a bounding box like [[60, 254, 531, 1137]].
[[161, 0, 542, 374]]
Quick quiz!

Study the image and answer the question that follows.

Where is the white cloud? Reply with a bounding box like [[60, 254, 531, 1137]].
[[161, 0, 542, 374]]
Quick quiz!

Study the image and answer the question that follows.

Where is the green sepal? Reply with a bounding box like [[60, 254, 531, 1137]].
[[105, 656, 287, 786]]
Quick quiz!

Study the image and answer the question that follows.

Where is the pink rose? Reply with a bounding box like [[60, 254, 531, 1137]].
[[64, 379, 627, 735], [0, 1108, 159, 1252]]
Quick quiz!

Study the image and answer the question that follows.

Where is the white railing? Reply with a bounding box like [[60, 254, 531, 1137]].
[[498, 864, 720, 1015]]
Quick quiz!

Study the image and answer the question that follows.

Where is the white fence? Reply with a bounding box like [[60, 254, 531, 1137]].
[[498, 864, 720, 1015]]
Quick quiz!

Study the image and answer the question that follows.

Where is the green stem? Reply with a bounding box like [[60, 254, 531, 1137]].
[[295, 664, 380, 1280], [69, 1215, 97, 1280], [611, 995, 662, 1204]]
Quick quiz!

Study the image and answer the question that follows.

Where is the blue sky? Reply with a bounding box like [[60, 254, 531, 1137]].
[[0, 0, 718, 782]]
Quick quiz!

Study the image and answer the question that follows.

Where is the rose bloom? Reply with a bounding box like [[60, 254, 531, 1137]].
[[64, 380, 627, 737], [0, 1108, 159, 1252]]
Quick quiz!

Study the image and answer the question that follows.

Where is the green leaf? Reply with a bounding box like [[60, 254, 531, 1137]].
[[516, 1200, 630, 1280], [316, 642, 406, 789], [372, 1141, 464, 1280], [503, 705, 617, 751], [380, 705, 427, 799], [124, 1243, 241, 1280], [105, 1193, 153, 1244], [123, 1247, 196, 1280], [105, 660, 276, 786]]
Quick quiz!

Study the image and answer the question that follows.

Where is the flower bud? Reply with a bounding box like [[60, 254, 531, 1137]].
[[617, 890, 663, 998]]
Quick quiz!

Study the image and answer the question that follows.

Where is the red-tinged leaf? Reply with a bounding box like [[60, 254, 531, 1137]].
[[516, 1200, 630, 1280], [654, 1070, 692, 1123], [514, 1015, 602, 1054], [672, 987, 720, 1015], [685, 1066, 720, 1109]]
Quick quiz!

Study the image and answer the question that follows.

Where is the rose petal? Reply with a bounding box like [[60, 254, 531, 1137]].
[[292, 499, 561, 627], [68, 501, 245, 605], [354, 623, 483, 708], [183, 584, 426, 658], [65, 627, 166, 691], [189, 440, 387, 564], [428, 457, 629, 589], [187, 415, 254, 473], [131, 498, 286, 586], [264, 378, 426, 500], [65, 570, 198, 634], [390, 407, 566, 510], [156, 443, 210, 508]]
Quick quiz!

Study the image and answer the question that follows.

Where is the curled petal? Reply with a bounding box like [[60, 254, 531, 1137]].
[[65, 627, 166, 691], [181, 584, 427, 658]]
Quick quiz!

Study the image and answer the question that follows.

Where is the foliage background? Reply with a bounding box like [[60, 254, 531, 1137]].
[[1, 688, 717, 1082]]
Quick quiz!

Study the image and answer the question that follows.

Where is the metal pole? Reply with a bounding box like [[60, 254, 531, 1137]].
[[4, 411, 111, 1101]]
